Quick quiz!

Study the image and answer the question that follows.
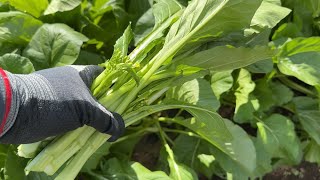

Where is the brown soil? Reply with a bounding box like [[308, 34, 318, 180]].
[[264, 162, 320, 180], [131, 133, 162, 171]]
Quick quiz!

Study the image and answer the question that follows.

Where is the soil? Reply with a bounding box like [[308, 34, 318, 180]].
[[131, 133, 162, 171], [264, 162, 320, 180]]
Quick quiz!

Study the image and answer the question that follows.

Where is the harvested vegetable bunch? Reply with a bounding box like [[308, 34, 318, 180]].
[[18, 0, 276, 179]]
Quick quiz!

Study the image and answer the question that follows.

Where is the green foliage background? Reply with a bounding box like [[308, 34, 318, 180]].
[[0, 0, 319, 179]]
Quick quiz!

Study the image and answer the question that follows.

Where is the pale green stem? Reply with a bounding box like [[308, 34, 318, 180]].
[[18, 142, 42, 158], [99, 79, 135, 106], [44, 127, 96, 175], [25, 126, 88, 172], [55, 132, 110, 180]]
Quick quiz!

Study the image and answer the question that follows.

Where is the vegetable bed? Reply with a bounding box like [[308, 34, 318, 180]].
[[0, 0, 320, 179]]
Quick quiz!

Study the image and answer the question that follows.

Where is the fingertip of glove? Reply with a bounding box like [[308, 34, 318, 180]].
[[77, 65, 104, 87], [106, 112, 125, 142]]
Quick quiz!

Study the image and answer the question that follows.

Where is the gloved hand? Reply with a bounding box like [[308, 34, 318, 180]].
[[0, 65, 125, 144]]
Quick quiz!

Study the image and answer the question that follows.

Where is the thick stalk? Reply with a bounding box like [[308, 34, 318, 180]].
[[55, 98, 130, 180], [44, 128, 96, 175], [55, 132, 109, 180], [99, 79, 135, 106], [91, 70, 109, 91], [25, 126, 88, 171], [18, 142, 42, 158], [92, 71, 116, 98], [105, 93, 128, 111]]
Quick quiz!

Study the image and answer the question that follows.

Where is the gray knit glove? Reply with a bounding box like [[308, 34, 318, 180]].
[[0, 65, 125, 144]]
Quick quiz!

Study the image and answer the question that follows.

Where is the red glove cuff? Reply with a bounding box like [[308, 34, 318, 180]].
[[0, 68, 12, 134]]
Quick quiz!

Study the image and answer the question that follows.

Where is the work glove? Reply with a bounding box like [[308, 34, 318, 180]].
[[0, 65, 125, 144]]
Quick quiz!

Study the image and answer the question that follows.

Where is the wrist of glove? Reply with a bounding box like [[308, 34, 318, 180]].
[[0, 65, 125, 144]]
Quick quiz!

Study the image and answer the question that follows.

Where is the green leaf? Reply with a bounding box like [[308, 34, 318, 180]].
[[272, 23, 303, 40], [208, 119, 256, 176], [152, 0, 262, 68], [234, 69, 255, 113], [281, 0, 315, 36], [44, 0, 81, 15], [257, 114, 302, 164], [114, 24, 134, 57], [233, 94, 259, 123], [25, 172, 54, 180], [153, 0, 182, 28], [245, 28, 271, 47], [109, 134, 142, 158], [0, 144, 8, 168], [96, 158, 172, 180], [174, 45, 275, 71], [126, 0, 151, 24], [0, 53, 35, 74], [133, 8, 154, 45], [0, 11, 42, 44], [163, 143, 198, 180], [246, 59, 273, 73], [129, 0, 182, 61], [298, 111, 320, 145], [211, 70, 233, 99], [279, 37, 320, 57], [9, 0, 48, 18], [82, 143, 111, 172], [0, 42, 21, 56], [80, 13, 119, 50], [167, 78, 220, 111], [23, 23, 88, 70], [173, 135, 220, 178], [270, 81, 294, 105], [131, 161, 173, 180], [252, 138, 273, 177], [303, 0, 320, 18], [253, 80, 275, 111], [304, 140, 320, 165], [169, 160, 198, 180], [264, 0, 281, 5], [0, 2, 10, 12], [278, 52, 320, 86], [197, 154, 217, 174], [165, 0, 262, 46], [292, 96, 319, 111], [277, 38, 320, 86], [175, 107, 233, 144], [173, 116, 256, 174], [128, 0, 161, 45], [74, 51, 104, 65], [254, 80, 293, 111], [4, 146, 28, 180], [251, 1, 291, 28]]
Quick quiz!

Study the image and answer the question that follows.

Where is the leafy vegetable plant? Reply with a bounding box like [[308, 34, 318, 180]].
[[0, 0, 320, 180]]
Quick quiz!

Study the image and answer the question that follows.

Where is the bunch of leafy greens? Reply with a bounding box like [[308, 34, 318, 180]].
[[0, 0, 319, 180]]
